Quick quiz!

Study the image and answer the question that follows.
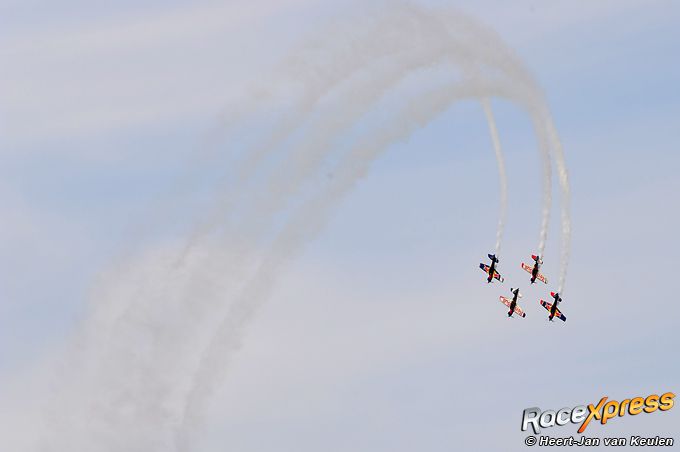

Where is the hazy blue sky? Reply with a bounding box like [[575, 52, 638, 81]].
[[0, 1, 678, 451]]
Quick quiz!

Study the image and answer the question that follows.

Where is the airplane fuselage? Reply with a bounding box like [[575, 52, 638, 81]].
[[531, 264, 539, 283], [488, 261, 496, 282], [508, 289, 520, 316], [549, 293, 561, 320]]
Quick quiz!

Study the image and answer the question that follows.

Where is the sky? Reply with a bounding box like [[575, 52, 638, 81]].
[[0, 1, 679, 451]]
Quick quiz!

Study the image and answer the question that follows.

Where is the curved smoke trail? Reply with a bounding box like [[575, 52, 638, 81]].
[[99, 4, 478, 333], [175, 23, 567, 452], [481, 98, 507, 255], [97, 3, 537, 384], [30, 4, 571, 452], [174, 26, 569, 452], [432, 9, 554, 260], [173, 79, 525, 451]]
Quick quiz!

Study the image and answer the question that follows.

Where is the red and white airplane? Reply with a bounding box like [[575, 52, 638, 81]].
[[539, 292, 566, 322], [500, 287, 526, 318], [521, 254, 548, 284]]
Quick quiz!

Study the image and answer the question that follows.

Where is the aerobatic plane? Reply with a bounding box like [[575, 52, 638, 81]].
[[521, 254, 548, 284], [539, 292, 566, 322], [479, 254, 504, 283], [499, 287, 526, 318]]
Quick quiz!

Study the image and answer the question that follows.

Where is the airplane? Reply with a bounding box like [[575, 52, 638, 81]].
[[539, 291, 567, 322], [499, 287, 526, 318], [479, 254, 504, 283], [521, 254, 548, 284]]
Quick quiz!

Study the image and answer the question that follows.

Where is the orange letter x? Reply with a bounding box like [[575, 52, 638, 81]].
[[578, 397, 608, 433]]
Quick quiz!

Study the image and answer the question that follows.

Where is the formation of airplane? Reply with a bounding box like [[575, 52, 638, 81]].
[[480, 253, 567, 322]]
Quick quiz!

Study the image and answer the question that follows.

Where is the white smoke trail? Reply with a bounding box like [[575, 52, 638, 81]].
[[84, 7, 439, 349], [174, 79, 521, 450], [173, 13, 571, 438], [75, 8, 456, 402], [481, 98, 507, 255], [99, 6, 474, 339], [173, 6, 571, 449], [25, 4, 572, 452], [200, 5, 552, 271], [38, 8, 497, 452], [432, 9, 554, 260], [535, 114, 553, 259], [173, 3, 549, 266], [175, 5, 446, 250], [546, 118, 571, 293]]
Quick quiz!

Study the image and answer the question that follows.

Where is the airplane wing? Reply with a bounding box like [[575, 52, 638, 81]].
[[539, 300, 566, 321], [479, 264, 503, 282], [521, 263, 533, 274], [535, 272, 548, 284], [499, 296, 511, 307]]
